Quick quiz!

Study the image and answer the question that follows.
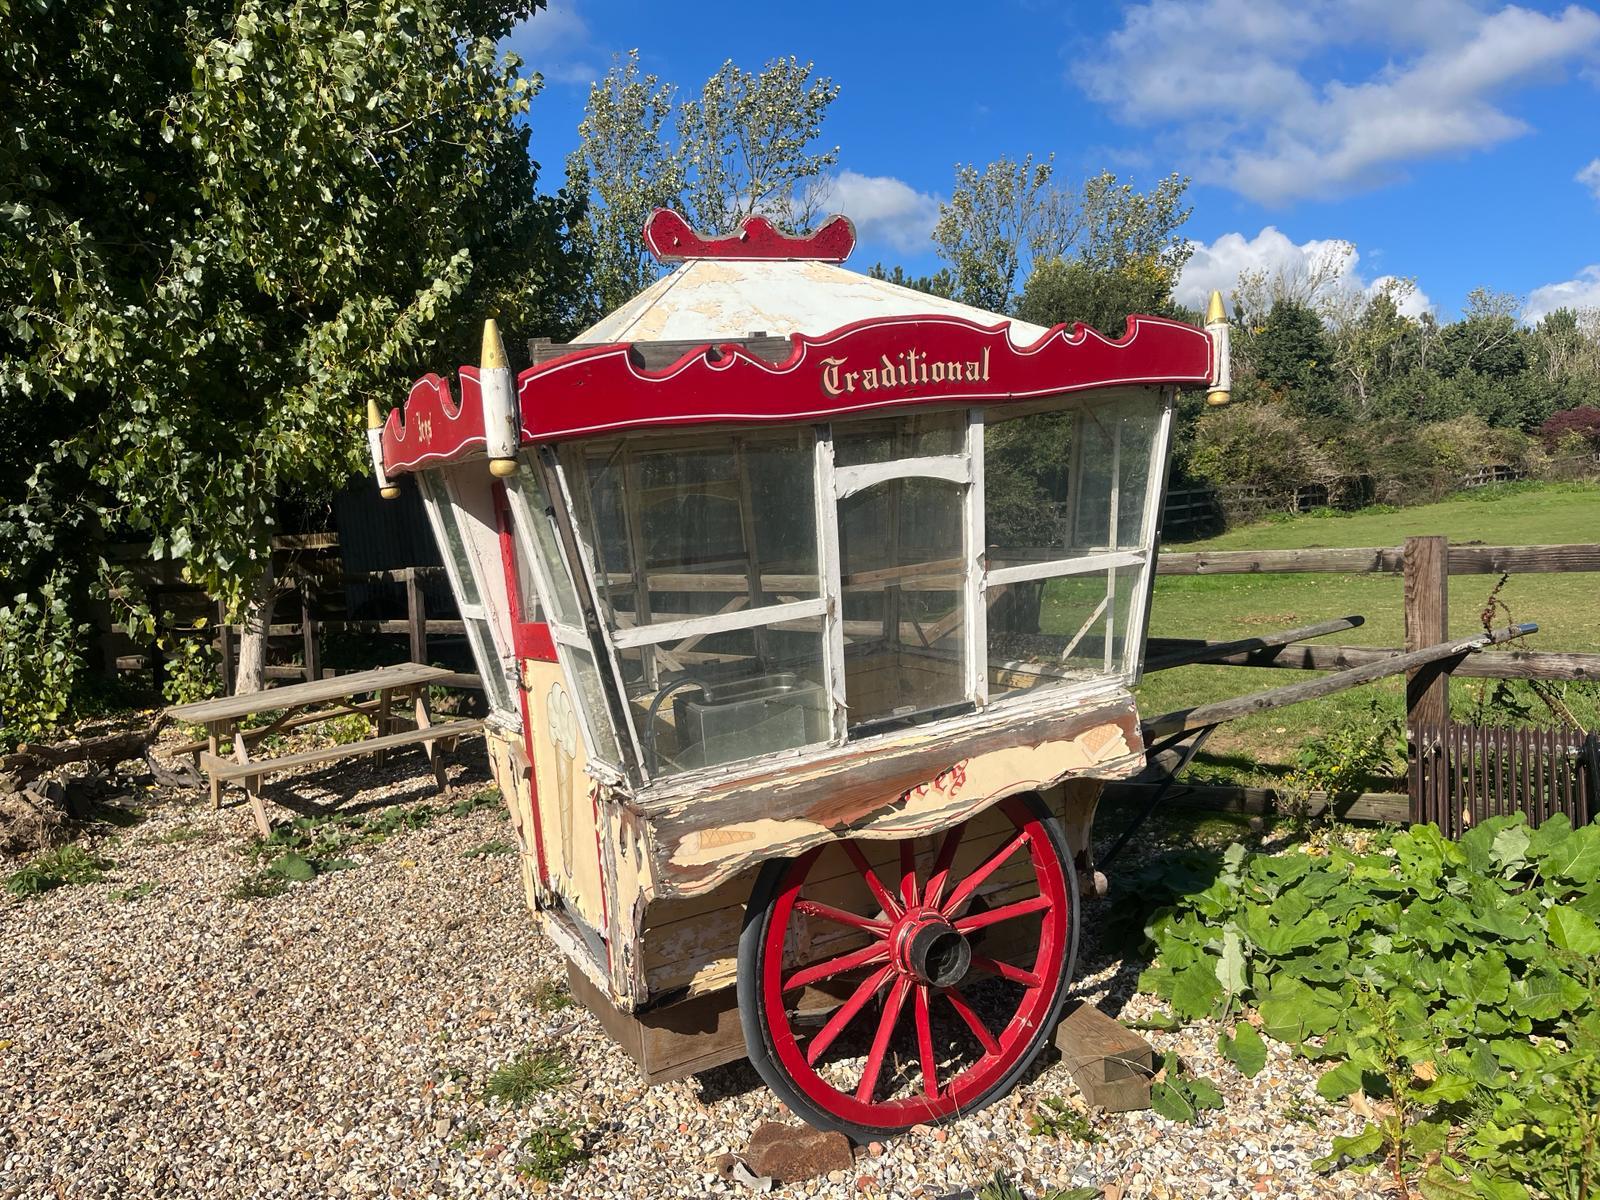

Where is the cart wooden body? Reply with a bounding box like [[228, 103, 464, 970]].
[[372, 210, 1230, 1135]]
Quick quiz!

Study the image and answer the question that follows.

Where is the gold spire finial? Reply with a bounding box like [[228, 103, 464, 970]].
[[368, 395, 400, 498], [1205, 290, 1226, 324], [481, 318, 508, 371]]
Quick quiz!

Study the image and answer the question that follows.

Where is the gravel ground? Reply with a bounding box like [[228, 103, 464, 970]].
[[2, 736, 1371, 1200]]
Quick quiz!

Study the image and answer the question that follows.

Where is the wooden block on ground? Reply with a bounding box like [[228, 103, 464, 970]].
[[565, 961, 748, 1085], [1054, 1000, 1154, 1111]]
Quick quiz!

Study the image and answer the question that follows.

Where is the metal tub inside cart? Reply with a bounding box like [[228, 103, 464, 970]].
[[366, 209, 1231, 1139]]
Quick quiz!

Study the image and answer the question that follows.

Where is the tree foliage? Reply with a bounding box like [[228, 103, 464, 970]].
[[567, 51, 840, 317], [0, 0, 578, 740], [932, 156, 1191, 314]]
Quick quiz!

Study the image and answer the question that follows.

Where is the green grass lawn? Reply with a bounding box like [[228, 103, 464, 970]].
[[1132, 482, 1600, 783]]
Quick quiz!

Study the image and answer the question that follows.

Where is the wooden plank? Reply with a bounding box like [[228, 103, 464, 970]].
[[564, 960, 747, 1085], [1155, 543, 1600, 576], [301, 591, 321, 682], [529, 334, 793, 370], [1054, 1001, 1152, 1112], [1141, 624, 1537, 738], [165, 662, 455, 723], [201, 719, 483, 781], [1156, 547, 1402, 575], [1144, 640, 1592, 680], [1103, 780, 1411, 824], [406, 569, 427, 665], [1142, 616, 1364, 672]]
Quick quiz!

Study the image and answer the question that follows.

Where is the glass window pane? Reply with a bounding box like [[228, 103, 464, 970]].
[[627, 626, 828, 777], [838, 476, 968, 731], [563, 644, 622, 765], [512, 466, 583, 629], [985, 391, 1164, 567], [987, 564, 1143, 699], [564, 429, 819, 636], [421, 475, 483, 607], [834, 410, 964, 467], [984, 408, 1074, 562]]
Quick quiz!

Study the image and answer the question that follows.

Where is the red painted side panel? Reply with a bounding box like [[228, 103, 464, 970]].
[[382, 366, 487, 474], [382, 313, 1214, 475], [516, 314, 1213, 443]]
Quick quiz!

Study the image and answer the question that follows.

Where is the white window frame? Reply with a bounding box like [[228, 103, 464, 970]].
[[520, 387, 1173, 788], [416, 472, 518, 720], [502, 468, 624, 770]]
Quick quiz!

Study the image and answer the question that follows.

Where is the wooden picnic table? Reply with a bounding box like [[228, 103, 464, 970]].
[[165, 662, 485, 836]]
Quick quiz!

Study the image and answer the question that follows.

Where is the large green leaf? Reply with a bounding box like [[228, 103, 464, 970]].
[[1315, 1059, 1363, 1100], [1416, 1165, 1476, 1200], [1541, 824, 1600, 883], [1219, 1021, 1267, 1078], [1546, 904, 1600, 955]]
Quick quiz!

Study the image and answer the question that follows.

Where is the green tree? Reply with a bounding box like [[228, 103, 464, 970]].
[[1014, 255, 1179, 336], [563, 51, 683, 323], [932, 156, 1191, 316], [865, 262, 956, 299], [1, 0, 578, 724], [567, 52, 840, 317], [1256, 300, 1341, 417]]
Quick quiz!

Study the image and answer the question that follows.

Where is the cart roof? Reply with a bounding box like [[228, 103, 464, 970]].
[[380, 210, 1222, 475], [576, 257, 1050, 345]]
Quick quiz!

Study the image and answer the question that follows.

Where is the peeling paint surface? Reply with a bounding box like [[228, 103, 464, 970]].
[[576, 259, 1051, 346]]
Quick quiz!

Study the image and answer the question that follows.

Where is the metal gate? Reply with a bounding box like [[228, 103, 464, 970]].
[[1411, 721, 1598, 838]]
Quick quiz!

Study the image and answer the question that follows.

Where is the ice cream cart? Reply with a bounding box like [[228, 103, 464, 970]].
[[369, 209, 1230, 1139]]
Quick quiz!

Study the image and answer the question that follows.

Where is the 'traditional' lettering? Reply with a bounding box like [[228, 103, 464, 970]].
[[820, 346, 991, 397]]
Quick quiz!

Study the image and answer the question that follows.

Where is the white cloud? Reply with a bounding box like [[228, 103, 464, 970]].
[[1580, 158, 1600, 201], [823, 171, 941, 254], [1077, 2, 1600, 205], [1176, 227, 1432, 316], [503, 1, 598, 87], [1525, 265, 1600, 322]]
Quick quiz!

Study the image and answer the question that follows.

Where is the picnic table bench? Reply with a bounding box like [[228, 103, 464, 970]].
[[165, 663, 484, 836]]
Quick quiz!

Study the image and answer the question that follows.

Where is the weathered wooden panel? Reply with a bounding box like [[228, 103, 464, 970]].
[[638, 694, 1143, 899]]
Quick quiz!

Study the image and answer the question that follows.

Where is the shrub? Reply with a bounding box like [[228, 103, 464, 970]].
[[1539, 405, 1600, 451], [1189, 400, 1333, 497], [0, 575, 86, 750]]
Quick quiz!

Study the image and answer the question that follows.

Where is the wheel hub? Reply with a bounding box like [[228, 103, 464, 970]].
[[892, 908, 971, 987]]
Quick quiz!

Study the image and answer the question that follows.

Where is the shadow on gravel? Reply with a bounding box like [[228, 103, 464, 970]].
[[260, 751, 494, 822]]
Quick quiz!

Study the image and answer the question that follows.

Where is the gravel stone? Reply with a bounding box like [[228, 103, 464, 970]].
[[0, 739, 1368, 1198]]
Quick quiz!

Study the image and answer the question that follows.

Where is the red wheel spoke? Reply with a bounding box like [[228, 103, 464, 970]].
[[793, 898, 889, 933], [806, 963, 894, 1065], [856, 975, 912, 1103], [914, 983, 939, 1100], [953, 894, 1050, 934], [899, 839, 919, 908], [924, 823, 965, 908], [944, 987, 1000, 1057], [783, 940, 889, 992], [969, 953, 1041, 988], [940, 828, 1030, 916], [842, 841, 902, 918]]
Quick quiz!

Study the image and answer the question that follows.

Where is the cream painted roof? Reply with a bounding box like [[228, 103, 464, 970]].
[[576, 258, 1049, 345]]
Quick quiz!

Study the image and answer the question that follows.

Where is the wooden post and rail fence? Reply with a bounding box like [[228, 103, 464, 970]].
[[1119, 536, 1600, 830], [113, 534, 480, 695]]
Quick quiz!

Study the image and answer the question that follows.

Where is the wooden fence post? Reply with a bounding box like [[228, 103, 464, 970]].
[[405, 568, 427, 665], [301, 583, 321, 682], [1404, 535, 1450, 822], [216, 598, 236, 696]]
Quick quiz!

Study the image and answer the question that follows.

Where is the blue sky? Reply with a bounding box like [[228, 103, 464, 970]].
[[505, 0, 1600, 321]]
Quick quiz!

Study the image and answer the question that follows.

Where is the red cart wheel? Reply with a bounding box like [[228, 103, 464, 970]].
[[737, 794, 1078, 1140]]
